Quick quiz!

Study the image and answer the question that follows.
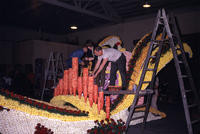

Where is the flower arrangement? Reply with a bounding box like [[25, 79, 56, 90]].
[[87, 118, 126, 134], [0, 89, 88, 117]]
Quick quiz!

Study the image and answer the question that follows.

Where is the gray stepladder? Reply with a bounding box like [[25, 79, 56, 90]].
[[104, 8, 200, 134], [161, 9, 200, 134], [41, 52, 64, 100]]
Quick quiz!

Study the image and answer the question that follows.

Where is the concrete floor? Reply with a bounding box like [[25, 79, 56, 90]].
[[127, 101, 200, 134]]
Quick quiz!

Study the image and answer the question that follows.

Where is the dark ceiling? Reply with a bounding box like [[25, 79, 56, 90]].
[[1, 0, 200, 34]]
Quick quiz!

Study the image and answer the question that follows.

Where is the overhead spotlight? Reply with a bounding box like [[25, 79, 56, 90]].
[[70, 26, 78, 30], [143, 1, 151, 8]]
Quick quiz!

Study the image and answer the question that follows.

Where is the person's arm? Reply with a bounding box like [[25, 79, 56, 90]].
[[88, 57, 94, 61], [93, 59, 101, 74], [94, 58, 108, 78]]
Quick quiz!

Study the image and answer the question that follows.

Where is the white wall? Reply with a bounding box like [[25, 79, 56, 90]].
[[66, 10, 200, 51]]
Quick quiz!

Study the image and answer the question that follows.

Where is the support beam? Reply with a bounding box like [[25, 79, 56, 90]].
[[39, 0, 119, 22], [19, 3, 43, 14], [99, 0, 121, 19]]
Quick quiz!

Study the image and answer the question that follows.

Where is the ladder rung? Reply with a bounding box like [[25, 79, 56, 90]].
[[146, 68, 154, 71], [172, 34, 177, 38], [151, 39, 169, 44], [143, 81, 151, 83], [175, 47, 181, 51], [188, 104, 198, 108], [185, 89, 192, 93], [139, 89, 154, 96], [191, 119, 200, 124], [181, 75, 192, 78], [150, 56, 156, 58], [178, 60, 183, 63], [181, 75, 188, 78], [135, 104, 146, 108], [131, 115, 145, 121]]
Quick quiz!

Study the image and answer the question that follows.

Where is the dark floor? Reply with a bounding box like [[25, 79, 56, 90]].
[[127, 101, 200, 134]]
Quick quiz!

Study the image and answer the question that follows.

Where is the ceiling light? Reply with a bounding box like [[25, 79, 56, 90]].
[[143, 1, 151, 8], [70, 26, 78, 30]]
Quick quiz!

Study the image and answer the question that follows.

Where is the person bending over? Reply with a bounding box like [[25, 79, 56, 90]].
[[92, 46, 127, 90], [66, 46, 88, 69]]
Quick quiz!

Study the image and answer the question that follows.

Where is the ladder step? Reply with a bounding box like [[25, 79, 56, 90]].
[[178, 60, 183, 64], [146, 68, 154, 71], [131, 115, 145, 121], [135, 104, 147, 109], [175, 47, 181, 51], [143, 81, 151, 83], [151, 39, 169, 44], [50, 59, 56, 61], [181, 75, 192, 78], [185, 89, 192, 93], [191, 119, 200, 124], [44, 88, 50, 91], [139, 89, 154, 96], [150, 56, 156, 58], [188, 104, 198, 108]]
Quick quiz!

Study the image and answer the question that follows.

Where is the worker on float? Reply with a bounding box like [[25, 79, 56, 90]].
[[92, 46, 127, 90]]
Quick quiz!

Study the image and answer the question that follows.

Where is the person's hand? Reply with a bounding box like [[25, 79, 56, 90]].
[[93, 72, 99, 78], [85, 57, 89, 60], [80, 61, 85, 66], [91, 72, 95, 76]]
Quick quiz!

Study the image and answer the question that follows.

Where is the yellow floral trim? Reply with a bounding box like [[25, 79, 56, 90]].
[[50, 95, 106, 121], [135, 107, 166, 118], [98, 35, 122, 48], [0, 95, 88, 122]]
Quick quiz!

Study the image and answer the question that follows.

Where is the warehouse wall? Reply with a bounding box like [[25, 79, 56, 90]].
[[66, 9, 200, 51], [14, 40, 80, 70], [0, 41, 14, 64]]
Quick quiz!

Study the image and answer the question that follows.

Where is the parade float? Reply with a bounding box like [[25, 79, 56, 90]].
[[0, 33, 192, 134]]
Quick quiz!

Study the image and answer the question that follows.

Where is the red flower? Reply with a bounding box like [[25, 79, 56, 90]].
[[122, 126, 126, 130], [94, 129, 98, 134], [42, 104, 47, 109], [105, 118, 109, 122], [100, 129, 104, 134], [116, 42, 121, 46], [37, 103, 42, 107], [100, 120, 104, 124], [18, 95, 25, 100], [5, 89, 10, 95], [118, 119, 123, 122], [27, 99, 33, 104], [118, 126, 122, 130], [47, 105, 53, 110], [33, 101, 38, 106], [87, 129, 91, 133]]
